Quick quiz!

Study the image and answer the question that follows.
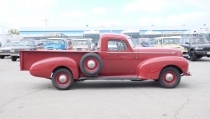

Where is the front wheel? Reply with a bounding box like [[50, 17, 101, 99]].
[[11, 56, 17, 61], [190, 51, 197, 61], [52, 68, 74, 90], [0, 56, 5, 59], [158, 67, 181, 88]]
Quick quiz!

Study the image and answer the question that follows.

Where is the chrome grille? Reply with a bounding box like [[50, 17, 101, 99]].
[[203, 47, 210, 51], [2, 50, 10, 53]]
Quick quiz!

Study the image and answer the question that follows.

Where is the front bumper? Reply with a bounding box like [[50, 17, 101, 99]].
[[183, 72, 191, 76], [10, 53, 19, 57], [0, 53, 10, 56]]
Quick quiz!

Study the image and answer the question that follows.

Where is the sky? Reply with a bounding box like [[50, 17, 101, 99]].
[[0, 0, 210, 30]]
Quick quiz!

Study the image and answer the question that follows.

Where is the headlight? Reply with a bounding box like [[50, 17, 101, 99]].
[[10, 49, 15, 52], [195, 47, 203, 50]]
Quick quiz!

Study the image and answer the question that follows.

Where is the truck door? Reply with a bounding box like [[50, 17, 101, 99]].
[[105, 39, 133, 75]]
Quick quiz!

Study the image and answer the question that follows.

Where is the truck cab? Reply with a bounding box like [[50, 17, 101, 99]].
[[44, 38, 67, 50]]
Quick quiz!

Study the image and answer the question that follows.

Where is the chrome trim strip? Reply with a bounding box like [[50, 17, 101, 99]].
[[106, 52, 176, 54], [106, 52, 138, 54], [138, 52, 176, 54]]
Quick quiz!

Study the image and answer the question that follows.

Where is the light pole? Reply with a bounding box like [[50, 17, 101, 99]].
[[43, 19, 49, 27]]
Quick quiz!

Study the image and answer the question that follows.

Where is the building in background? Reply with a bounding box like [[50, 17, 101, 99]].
[[19, 26, 210, 40]]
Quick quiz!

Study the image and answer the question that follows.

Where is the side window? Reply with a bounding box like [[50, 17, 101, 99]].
[[159, 39, 162, 44], [155, 39, 158, 45], [108, 40, 128, 51]]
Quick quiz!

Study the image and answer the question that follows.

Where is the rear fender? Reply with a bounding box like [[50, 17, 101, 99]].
[[30, 57, 79, 79], [137, 56, 189, 79]]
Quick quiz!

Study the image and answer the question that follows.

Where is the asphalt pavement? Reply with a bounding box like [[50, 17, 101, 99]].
[[0, 57, 210, 119]]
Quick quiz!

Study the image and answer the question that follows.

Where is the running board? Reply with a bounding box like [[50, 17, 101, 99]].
[[78, 76, 141, 81]]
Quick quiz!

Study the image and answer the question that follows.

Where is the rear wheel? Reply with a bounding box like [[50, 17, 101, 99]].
[[158, 67, 181, 88], [0, 56, 4, 59], [52, 68, 74, 90], [11, 56, 17, 61]]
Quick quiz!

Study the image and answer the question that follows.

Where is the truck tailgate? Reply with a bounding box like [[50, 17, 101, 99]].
[[20, 50, 98, 71]]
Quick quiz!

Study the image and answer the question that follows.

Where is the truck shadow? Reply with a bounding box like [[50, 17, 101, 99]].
[[70, 80, 187, 90]]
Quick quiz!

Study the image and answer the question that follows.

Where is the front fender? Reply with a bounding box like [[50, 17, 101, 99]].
[[30, 57, 79, 79], [137, 56, 189, 79]]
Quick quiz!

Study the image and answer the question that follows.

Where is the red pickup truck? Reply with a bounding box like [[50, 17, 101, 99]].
[[20, 33, 191, 90]]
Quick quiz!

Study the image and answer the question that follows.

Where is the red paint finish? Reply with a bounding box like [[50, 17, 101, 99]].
[[84, 58, 98, 72], [29, 57, 79, 79], [20, 33, 191, 81], [56, 73, 71, 86], [163, 71, 177, 84], [136, 56, 190, 79]]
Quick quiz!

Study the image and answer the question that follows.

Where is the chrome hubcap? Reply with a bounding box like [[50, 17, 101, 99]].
[[165, 73, 173, 82], [59, 75, 67, 83], [87, 60, 95, 69]]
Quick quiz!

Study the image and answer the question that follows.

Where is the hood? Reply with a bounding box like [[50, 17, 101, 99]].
[[0, 46, 20, 50], [11, 46, 35, 50], [191, 44, 210, 47], [0, 47, 12, 50], [133, 47, 182, 56]]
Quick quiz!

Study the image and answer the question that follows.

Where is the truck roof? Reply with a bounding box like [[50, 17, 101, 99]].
[[100, 33, 131, 39], [47, 38, 66, 40]]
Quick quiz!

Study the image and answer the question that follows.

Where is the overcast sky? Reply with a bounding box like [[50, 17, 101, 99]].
[[0, 0, 210, 29]]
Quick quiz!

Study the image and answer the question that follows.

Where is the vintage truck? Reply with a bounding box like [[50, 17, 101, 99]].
[[20, 33, 191, 90]]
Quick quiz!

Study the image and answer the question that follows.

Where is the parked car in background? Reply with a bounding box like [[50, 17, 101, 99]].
[[0, 41, 19, 59], [10, 38, 43, 61], [44, 38, 67, 50], [180, 36, 210, 61], [154, 36, 185, 56], [72, 38, 95, 51]]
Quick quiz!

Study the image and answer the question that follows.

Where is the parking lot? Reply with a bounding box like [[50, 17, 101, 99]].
[[0, 57, 210, 119]]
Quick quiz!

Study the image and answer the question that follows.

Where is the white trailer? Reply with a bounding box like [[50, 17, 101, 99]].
[[0, 34, 23, 48]]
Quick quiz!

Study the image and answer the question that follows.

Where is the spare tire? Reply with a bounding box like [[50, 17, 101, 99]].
[[79, 53, 103, 76]]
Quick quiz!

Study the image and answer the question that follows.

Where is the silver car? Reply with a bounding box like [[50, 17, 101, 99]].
[[10, 39, 43, 61], [0, 41, 19, 59]]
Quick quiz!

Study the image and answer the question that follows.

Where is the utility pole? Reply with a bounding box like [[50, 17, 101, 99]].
[[43, 19, 49, 27]]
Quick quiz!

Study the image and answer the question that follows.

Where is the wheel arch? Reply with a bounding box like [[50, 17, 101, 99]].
[[161, 65, 183, 75], [29, 57, 79, 79], [136, 56, 188, 80], [51, 66, 73, 79]]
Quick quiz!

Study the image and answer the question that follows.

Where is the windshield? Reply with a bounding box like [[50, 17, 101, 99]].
[[123, 33, 140, 39], [73, 40, 88, 45], [128, 38, 136, 48], [46, 39, 64, 45], [19, 40, 35, 46], [149, 39, 155, 45], [163, 38, 180, 44], [132, 39, 140, 45], [6, 42, 19, 47], [190, 37, 209, 44]]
